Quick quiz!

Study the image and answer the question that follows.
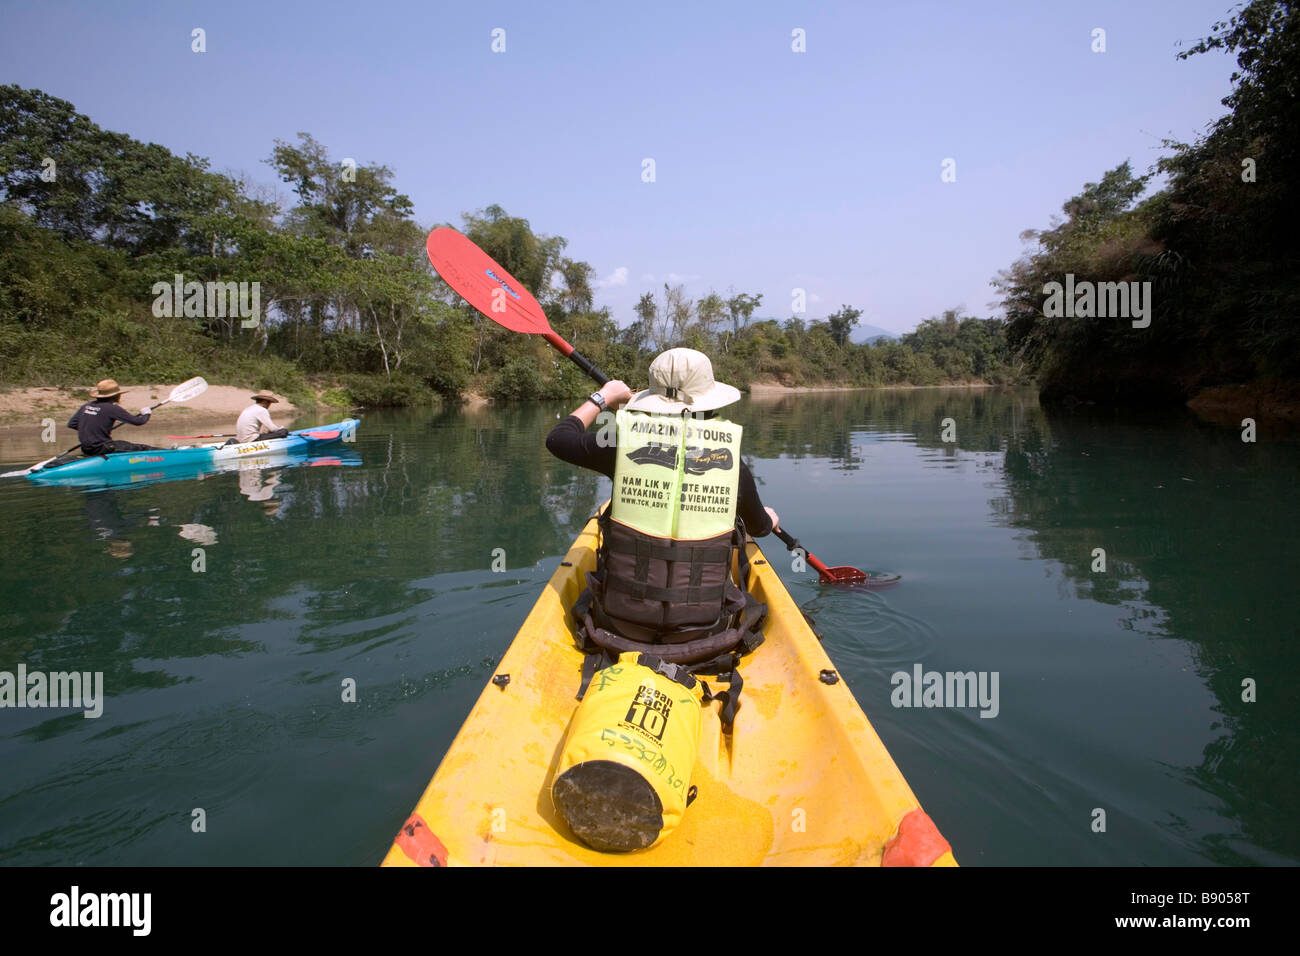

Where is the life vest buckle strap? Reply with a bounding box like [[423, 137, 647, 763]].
[[604, 574, 726, 605], [636, 654, 698, 690]]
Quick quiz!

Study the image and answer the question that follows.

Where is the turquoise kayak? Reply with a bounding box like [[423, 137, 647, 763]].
[[26, 419, 360, 485], [26, 448, 363, 490]]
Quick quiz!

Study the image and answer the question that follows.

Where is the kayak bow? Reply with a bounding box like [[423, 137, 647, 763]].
[[383, 509, 954, 867]]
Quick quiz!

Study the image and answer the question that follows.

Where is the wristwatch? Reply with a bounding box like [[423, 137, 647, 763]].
[[588, 391, 607, 412]]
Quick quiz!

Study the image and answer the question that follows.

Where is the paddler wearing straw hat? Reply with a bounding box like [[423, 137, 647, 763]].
[[67, 379, 158, 455], [235, 390, 291, 444], [545, 347, 779, 664]]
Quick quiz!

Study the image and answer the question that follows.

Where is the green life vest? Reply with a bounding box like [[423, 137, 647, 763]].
[[613, 409, 743, 540]]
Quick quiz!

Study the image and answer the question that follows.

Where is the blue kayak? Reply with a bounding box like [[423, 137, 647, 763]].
[[27, 419, 360, 485]]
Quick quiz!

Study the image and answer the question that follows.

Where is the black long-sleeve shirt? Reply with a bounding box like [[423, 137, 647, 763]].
[[546, 414, 774, 537], [68, 401, 150, 449]]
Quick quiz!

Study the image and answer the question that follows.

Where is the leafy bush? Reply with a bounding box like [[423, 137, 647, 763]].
[[317, 387, 352, 408], [341, 373, 429, 407], [489, 356, 547, 402]]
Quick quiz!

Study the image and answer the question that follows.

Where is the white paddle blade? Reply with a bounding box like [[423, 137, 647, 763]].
[[3, 455, 56, 478], [168, 376, 208, 404]]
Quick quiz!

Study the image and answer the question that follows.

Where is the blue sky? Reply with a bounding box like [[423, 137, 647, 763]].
[[1, 0, 1239, 333]]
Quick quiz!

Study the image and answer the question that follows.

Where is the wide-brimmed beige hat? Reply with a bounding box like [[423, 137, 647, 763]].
[[625, 348, 741, 414], [250, 390, 280, 404], [89, 378, 125, 399]]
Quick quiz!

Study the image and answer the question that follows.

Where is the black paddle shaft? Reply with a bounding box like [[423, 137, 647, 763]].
[[774, 527, 803, 553], [566, 347, 610, 388]]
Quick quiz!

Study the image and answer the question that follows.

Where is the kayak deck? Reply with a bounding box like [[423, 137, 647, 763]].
[[383, 513, 955, 867]]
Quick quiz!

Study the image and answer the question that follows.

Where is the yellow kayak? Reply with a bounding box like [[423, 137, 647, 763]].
[[382, 511, 956, 867]]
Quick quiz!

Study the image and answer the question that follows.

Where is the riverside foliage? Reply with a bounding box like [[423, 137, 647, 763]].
[[995, 0, 1299, 404], [1, 2, 1292, 407], [0, 87, 1014, 406]]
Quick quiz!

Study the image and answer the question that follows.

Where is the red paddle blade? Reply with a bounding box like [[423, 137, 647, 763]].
[[821, 566, 902, 590], [426, 228, 552, 336], [300, 430, 340, 440], [820, 565, 869, 583]]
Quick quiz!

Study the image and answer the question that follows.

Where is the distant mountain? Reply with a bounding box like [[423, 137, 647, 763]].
[[750, 317, 900, 344], [850, 324, 899, 344]]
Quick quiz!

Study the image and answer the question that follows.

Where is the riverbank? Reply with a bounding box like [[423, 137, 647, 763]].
[[747, 380, 998, 396], [0, 384, 308, 429], [1186, 383, 1300, 426]]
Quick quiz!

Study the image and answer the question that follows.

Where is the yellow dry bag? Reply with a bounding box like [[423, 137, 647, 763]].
[[552, 653, 703, 852]]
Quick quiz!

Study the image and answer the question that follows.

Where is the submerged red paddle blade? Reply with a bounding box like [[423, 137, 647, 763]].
[[821, 565, 870, 583], [823, 567, 902, 590]]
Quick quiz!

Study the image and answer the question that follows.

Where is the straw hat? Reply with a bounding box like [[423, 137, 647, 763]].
[[250, 390, 280, 404], [89, 379, 125, 399], [625, 348, 740, 414]]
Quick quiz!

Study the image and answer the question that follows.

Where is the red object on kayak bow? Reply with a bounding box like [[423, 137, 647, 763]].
[[426, 227, 610, 386], [300, 430, 341, 440]]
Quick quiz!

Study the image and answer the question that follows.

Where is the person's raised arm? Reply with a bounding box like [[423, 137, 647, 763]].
[[546, 380, 633, 477], [109, 404, 151, 427], [566, 380, 632, 428]]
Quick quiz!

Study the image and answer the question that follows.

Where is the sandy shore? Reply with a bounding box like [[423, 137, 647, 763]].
[[747, 380, 997, 396], [0, 384, 309, 462], [0, 383, 303, 426]]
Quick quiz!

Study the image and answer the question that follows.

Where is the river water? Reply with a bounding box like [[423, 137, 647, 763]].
[[0, 387, 1296, 865]]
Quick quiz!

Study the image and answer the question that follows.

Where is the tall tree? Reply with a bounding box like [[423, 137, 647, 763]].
[[558, 258, 595, 313], [695, 291, 726, 340], [267, 133, 417, 258], [826, 304, 862, 347], [726, 291, 762, 335]]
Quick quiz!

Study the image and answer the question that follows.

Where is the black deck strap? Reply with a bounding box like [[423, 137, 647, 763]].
[[572, 583, 594, 626], [576, 652, 599, 700], [575, 647, 617, 701], [694, 651, 744, 730], [719, 665, 743, 727]]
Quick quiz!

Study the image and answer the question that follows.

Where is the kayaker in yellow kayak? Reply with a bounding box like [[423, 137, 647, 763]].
[[68, 379, 158, 455], [545, 347, 780, 850], [546, 347, 779, 669], [235, 390, 290, 443]]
